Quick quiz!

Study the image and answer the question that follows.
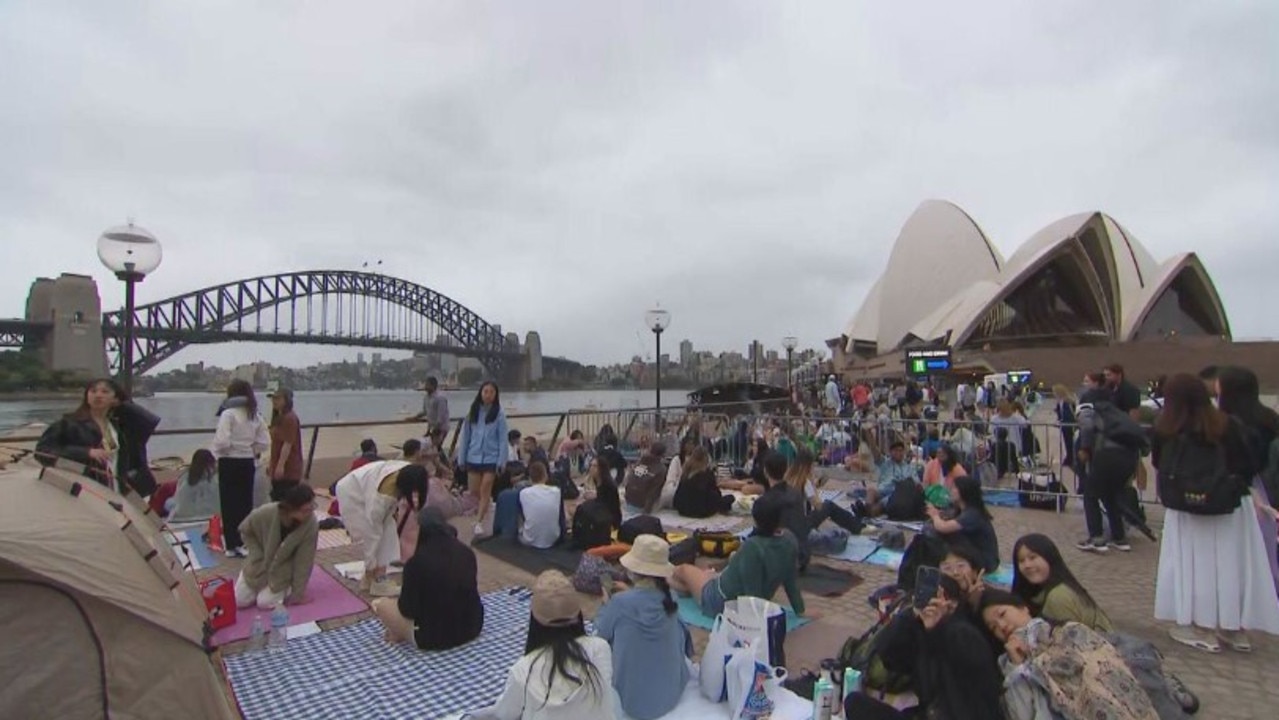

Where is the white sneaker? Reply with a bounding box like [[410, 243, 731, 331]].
[[472, 522, 487, 538], [370, 580, 401, 598], [225, 549, 239, 559]]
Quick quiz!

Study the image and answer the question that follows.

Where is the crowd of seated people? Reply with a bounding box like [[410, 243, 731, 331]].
[[214, 373, 1277, 720]]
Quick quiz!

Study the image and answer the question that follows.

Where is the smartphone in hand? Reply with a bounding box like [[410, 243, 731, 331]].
[[913, 566, 942, 610]]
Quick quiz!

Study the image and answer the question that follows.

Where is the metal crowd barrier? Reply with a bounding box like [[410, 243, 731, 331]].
[[1, 402, 1155, 517], [0, 401, 745, 483]]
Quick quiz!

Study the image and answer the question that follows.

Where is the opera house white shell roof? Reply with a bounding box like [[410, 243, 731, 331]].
[[844, 201, 1231, 355]]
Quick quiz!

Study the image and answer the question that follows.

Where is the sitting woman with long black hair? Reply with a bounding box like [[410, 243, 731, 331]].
[[845, 574, 1004, 720], [1011, 533, 1112, 632], [482, 570, 615, 719], [373, 506, 483, 651], [978, 589, 1158, 720], [926, 475, 1000, 573]]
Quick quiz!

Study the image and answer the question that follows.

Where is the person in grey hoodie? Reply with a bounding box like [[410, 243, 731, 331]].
[[595, 535, 691, 719]]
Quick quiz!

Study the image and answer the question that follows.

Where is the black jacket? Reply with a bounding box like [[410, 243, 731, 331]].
[[876, 610, 1005, 720], [398, 533, 485, 650], [36, 402, 160, 496], [673, 469, 733, 519]]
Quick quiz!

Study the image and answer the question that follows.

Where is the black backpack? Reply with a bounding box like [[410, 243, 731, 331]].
[[884, 479, 926, 521], [1092, 403, 1150, 455], [571, 500, 614, 550], [836, 596, 913, 695], [551, 460, 581, 501], [1264, 436, 1279, 511], [618, 515, 664, 545], [1156, 432, 1243, 515]]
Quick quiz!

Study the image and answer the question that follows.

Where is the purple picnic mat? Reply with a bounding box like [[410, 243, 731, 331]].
[[211, 566, 368, 646]]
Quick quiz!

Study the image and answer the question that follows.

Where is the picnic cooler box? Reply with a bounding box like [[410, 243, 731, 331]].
[[199, 576, 237, 630]]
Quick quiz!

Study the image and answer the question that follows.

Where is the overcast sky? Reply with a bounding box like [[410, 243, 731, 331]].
[[2, 1, 1275, 371]]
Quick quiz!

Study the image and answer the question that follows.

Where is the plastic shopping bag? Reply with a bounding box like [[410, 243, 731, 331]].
[[699, 596, 789, 702], [722, 596, 788, 667], [726, 642, 788, 720], [700, 615, 733, 702]]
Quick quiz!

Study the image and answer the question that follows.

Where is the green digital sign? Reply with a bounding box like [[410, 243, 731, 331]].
[[904, 347, 952, 377]]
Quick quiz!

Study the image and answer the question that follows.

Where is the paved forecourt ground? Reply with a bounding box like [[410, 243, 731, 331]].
[[204, 480, 1277, 720]]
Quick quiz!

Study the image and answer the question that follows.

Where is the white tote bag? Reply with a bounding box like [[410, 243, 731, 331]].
[[699, 596, 786, 702], [723, 596, 787, 666], [699, 615, 733, 702]]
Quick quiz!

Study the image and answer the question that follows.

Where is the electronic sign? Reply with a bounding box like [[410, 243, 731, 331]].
[[904, 347, 953, 376], [1007, 369, 1033, 386]]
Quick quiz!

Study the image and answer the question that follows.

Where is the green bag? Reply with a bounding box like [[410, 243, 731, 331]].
[[836, 598, 913, 694], [924, 483, 951, 509]]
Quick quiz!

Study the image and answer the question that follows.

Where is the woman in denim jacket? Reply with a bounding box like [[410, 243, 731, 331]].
[[457, 381, 509, 538]]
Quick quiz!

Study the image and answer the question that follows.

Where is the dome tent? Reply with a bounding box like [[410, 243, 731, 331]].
[[0, 463, 237, 720]]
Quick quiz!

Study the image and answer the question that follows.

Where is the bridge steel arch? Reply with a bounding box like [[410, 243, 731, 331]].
[[100, 270, 521, 377]]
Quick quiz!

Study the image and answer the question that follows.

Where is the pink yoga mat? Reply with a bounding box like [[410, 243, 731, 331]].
[[212, 566, 368, 646]]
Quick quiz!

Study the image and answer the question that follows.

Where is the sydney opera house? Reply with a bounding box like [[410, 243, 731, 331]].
[[831, 201, 1266, 384]]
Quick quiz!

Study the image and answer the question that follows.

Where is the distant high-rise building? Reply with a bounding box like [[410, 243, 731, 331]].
[[679, 339, 693, 368], [357, 352, 365, 365], [766, 350, 779, 363], [371, 353, 383, 365]]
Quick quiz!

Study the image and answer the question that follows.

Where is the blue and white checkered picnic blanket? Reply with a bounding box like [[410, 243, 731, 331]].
[[225, 586, 588, 720]]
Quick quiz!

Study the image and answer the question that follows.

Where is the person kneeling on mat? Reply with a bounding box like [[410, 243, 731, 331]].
[[236, 483, 319, 610]]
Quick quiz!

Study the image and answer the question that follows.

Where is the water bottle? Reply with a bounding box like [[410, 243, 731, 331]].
[[841, 667, 862, 717], [249, 615, 266, 652], [813, 675, 833, 716], [269, 603, 289, 654]]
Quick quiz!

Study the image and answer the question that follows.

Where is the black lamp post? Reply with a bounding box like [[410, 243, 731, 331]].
[[783, 336, 797, 389], [644, 307, 670, 420], [98, 223, 163, 393]]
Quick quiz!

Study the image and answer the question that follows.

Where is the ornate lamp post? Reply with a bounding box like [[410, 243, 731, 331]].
[[782, 336, 798, 389], [98, 222, 163, 393], [644, 307, 671, 419]]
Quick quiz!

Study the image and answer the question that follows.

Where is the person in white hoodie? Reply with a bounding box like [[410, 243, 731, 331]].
[[480, 571, 615, 720], [333, 459, 421, 597], [211, 380, 270, 558]]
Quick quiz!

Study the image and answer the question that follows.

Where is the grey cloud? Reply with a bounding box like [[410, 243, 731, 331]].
[[1, 1, 1276, 370]]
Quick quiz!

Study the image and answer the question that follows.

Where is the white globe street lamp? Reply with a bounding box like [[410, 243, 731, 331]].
[[644, 308, 671, 417], [98, 222, 163, 392], [782, 336, 798, 389]]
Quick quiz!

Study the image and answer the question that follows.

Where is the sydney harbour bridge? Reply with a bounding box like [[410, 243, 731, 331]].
[[1, 270, 582, 389]]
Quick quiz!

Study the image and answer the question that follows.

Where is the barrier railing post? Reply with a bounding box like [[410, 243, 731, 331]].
[[447, 418, 463, 459], [303, 425, 320, 481], [547, 413, 567, 453]]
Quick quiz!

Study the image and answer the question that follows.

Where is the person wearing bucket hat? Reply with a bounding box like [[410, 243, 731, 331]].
[[480, 571, 615, 720], [596, 536, 691, 720]]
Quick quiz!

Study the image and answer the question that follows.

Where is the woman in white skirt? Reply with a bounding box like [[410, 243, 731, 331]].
[[1152, 374, 1279, 653]]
